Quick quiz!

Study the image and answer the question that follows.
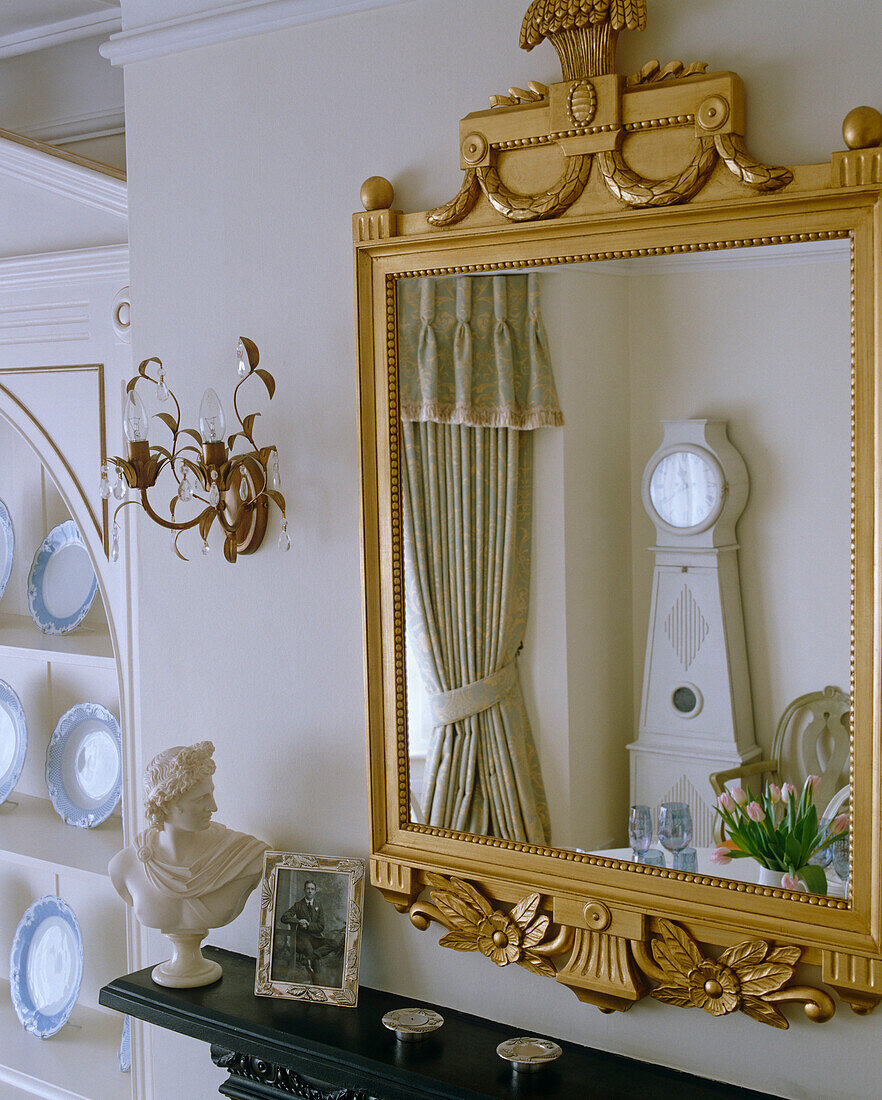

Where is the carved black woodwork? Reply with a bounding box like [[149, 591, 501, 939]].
[[99, 947, 775, 1099]]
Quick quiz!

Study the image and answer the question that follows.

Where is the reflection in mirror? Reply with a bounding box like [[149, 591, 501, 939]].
[[400, 239, 851, 896]]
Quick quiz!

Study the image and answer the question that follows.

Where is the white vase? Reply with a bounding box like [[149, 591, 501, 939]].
[[756, 865, 785, 888]]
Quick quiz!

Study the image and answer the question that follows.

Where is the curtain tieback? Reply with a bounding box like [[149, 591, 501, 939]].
[[428, 662, 519, 726]]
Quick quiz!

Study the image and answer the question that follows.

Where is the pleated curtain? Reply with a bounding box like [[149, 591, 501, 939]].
[[398, 273, 562, 844]]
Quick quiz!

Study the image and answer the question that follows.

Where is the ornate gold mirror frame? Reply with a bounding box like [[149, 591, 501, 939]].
[[354, 0, 882, 1027]]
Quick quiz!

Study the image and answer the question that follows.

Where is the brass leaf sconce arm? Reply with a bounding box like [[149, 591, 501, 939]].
[[102, 339, 289, 563]]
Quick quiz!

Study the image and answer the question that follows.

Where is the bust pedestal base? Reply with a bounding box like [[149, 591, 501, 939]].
[[152, 932, 223, 988]]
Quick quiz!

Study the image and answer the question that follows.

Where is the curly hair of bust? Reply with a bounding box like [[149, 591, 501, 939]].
[[143, 741, 217, 829]]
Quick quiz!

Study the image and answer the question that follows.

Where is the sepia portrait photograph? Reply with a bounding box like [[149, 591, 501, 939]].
[[255, 852, 365, 1007]]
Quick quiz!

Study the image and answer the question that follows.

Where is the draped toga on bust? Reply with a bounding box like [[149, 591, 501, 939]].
[[134, 822, 269, 928]]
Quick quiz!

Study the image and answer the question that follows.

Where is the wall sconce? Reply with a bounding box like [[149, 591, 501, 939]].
[[100, 338, 289, 563]]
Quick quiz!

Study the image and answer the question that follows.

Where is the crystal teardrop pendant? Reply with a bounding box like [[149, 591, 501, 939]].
[[238, 476, 249, 502], [177, 475, 192, 502], [157, 369, 169, 403], [99, 465, 111, 500], [110, 525, 120, 562], [209, 483, 220, 507], [112, 475, 127, 501], [278, 521, 291, 552], [201, 539, 210, 556], [270, 455, 281, 491], [236, 339, 250, 377]]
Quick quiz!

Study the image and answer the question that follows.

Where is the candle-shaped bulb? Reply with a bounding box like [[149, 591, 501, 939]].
[[198, 388, 226, 443], [123, 390, 149, 443]]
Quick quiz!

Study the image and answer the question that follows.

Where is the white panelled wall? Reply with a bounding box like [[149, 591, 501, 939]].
[[117, 1, 881, 1097]]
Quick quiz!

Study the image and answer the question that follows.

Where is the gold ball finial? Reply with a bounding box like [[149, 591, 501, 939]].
[[360, 176, 394, 211], [843, 106, 882, 151]]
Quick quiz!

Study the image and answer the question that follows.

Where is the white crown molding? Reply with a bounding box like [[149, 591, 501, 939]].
[[0, 12, 122, 59], [16, 108, 126, 147], [100, 0, 413, 65], [0, 245, 129, 290], [0, 133, 127, 219]]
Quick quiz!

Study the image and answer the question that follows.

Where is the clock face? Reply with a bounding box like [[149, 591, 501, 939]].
[[648, 450, 721, 529]]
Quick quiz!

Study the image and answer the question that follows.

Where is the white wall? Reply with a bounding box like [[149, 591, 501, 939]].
[[0, 35, 125, 171], [119, 1, 882, 1096]]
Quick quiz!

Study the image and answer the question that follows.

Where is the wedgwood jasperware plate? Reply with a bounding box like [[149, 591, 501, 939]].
[[0, 495, 14, 601], [46, 702, 121, 828], [0, 678, 26, 805], [119, 1014, 131, 1072], [9, 895, 84, 1038], [27, 520, 97, 635]]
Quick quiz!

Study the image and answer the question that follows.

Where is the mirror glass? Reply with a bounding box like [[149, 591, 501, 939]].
[[398, 238, 851, 896]]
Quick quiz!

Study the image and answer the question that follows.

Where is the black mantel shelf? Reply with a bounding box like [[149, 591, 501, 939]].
[[100, 947, 774, 1100]]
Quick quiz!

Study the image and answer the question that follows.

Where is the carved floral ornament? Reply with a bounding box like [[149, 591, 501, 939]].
[[409, 874, 835, 1029]]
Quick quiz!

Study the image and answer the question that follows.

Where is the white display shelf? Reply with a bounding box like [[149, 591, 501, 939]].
[[0, 794, 122, 878], [0, 979, 130, 1100], [0, 612, 115, 669]]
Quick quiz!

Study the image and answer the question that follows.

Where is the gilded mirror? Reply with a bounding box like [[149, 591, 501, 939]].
[[354, 0, 882, 1025]]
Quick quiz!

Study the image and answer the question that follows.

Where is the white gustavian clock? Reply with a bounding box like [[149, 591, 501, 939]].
[[627, 420, 761, 847]]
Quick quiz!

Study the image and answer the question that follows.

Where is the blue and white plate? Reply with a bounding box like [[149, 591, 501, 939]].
[[46, 702, 121, 828], [0, 495, 14, 600], [27, 520, 97, 635], [0, 678, 26, 806], [118, 1015, 131, 1072], [9, 895, 84, 1039]]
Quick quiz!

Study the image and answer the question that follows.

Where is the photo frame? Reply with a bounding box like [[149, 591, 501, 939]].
[[255, 851, 365, 1007]]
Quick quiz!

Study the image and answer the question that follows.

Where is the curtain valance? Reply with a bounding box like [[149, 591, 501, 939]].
[[397, 274, 563, 430]]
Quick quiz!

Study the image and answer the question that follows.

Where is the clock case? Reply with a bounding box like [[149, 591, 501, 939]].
[[630, 420, 757, 847]]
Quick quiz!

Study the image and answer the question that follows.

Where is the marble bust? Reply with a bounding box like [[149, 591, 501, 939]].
[[109, 741, 269, 987]]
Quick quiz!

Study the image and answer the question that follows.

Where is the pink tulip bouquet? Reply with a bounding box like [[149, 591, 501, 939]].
[[712, 775, 848, 894]]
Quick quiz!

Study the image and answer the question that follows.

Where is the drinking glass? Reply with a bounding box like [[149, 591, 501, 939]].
[[628, 805, 653, 861], [809, 823, 833, 869], [831, 835, 849, 885], [658, 802, 692, 856]]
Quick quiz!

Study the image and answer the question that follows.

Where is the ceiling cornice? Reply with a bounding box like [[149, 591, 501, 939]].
[[101, 0, 413, 66], [0, 11, 122, 59]]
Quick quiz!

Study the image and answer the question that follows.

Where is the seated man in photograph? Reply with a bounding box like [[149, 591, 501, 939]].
[[281, 880, 324, 973]]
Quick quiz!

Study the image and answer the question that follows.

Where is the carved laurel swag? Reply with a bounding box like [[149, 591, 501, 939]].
[[429, 137, 792, 227], [419, 873, 559, 978]]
